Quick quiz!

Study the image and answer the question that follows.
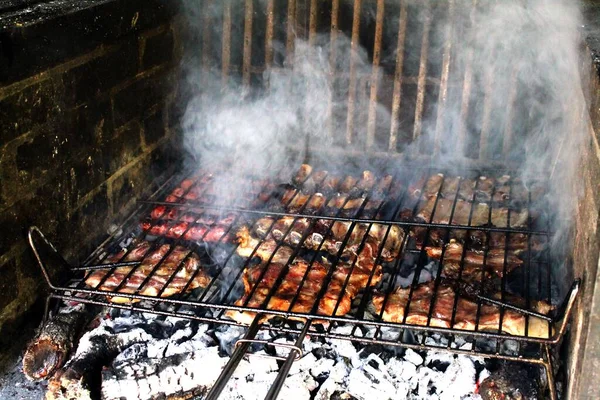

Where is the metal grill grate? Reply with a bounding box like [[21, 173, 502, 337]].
[[31, 162, 579, 400]]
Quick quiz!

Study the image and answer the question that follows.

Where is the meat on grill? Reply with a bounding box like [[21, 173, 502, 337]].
[[371, 280, 552, 338], [252, 216, 405, 262], [141, 219, 235, 243], [426, 240, 523, 277], [85, 241, 210, 304], [227, 241, 383, 325]]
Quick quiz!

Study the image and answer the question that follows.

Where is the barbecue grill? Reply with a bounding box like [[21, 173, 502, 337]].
[[16, 0, 588, 399], [29, 164, 580, 400]]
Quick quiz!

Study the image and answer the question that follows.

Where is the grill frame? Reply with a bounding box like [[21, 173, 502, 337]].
[[31, 162, 580, 400]]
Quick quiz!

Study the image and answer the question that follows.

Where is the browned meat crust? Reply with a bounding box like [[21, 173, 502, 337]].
[[85, 241, 210, 304], [371, 281, 552, 338]]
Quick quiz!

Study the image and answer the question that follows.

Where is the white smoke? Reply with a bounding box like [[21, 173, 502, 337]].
[[179, 0, 587, 293]]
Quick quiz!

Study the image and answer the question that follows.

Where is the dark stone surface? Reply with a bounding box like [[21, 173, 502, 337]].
[[61, 36, 140, 107], [112, 70, 174, 127], [0, 0, 179, 85], [143, 28, 174, 69], [0, 77, 64, 144], [144, 108, 165, 146], [104, 121, 143, 175]]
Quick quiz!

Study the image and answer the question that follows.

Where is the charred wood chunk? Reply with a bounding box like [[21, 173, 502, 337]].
[[22, 305, 100, 381]]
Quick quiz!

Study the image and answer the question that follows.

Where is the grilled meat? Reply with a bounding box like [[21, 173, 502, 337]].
[[85, 242, 210, 304], [371, 280, 552, 338], [227, 242, 383, 325], [426, 240, 523, 276], [236, 226, 295, 264], [409, 173, 444, 200], [251, 216, 405, 262]]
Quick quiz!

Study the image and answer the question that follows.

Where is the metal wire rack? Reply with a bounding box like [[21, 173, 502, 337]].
[[30, 163, 580, 400]]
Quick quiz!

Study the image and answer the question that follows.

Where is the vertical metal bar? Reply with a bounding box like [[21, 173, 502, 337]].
[[327, 0, 340, 140], [366, 0, 385, 149], [264, 321, 312, 400], [345, 0, 363, 146], [502, 66, 518, 157], [389, 0, 408, 150], [265, 0, 275, 69], [243, 0, 254, 88], [308, 0, 318, 46], [221, 0, 232, 85], [286, 0, 297, 64], [412, 1, 432, 140], [457, 0, 478, 155], [479, 60, 495, 160], [205, 316, 263, 400], [433, 0, 455, 155], [201, 0, 213, 84]]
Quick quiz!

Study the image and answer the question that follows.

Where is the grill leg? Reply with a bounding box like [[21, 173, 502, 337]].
[[264, 321, 311, 400], [543, 344, 558, 400], [205, 316, 262, 400]]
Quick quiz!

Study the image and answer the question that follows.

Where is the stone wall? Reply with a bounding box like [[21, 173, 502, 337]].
[[0, 0, 186, 365]]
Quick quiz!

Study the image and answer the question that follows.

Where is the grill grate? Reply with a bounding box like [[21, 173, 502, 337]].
[[31, 163, 580, 400]]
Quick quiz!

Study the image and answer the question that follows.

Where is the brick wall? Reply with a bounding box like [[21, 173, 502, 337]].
[[0, 0, 187, 364], [566, 39, 600, 399]]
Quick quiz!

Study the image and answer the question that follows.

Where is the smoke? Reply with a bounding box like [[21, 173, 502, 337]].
[[179, 0, 587, 295]]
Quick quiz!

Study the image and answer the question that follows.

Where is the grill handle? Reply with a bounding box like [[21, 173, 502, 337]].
[[205, 316, 264, 400], [28, 226, 72, 290]]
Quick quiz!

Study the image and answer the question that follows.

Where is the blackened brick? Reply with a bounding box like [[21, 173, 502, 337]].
[[0, 205, 26, 256], [103, 122, 143, 175], [0, 78, 63, 144], [62, 37, 140, 107], [110, 156, 152, 215], [0, 259, 18, 311], [144, 108, 165, 146], [15, 130, 62, 172], [143, 29, 174, 69], [112, 70, 175, 127]]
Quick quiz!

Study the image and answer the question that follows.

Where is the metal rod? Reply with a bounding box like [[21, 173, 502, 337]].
[[413, 0, 432, 140], [308, 0, 318, 46], [476, 295, 553, 321], [205, 316, 263, 400], [70, 261, 142, 271], [265, 0, 275, 72], [286, 0, 296, 64], [327, 0, 340, 140], [221, 0, 232, 85], [345, 0, 363, 145], [264, 321, 312, 400], [502, 66, 519, 156], [458, 0, 478, 155], [389, 0, 408, 151], [479, 55, 495, 160], [242, 0, 254, 88], [366, 0, 385, 149], [137, 200, 551, 235], [433, 0, 455, 155]]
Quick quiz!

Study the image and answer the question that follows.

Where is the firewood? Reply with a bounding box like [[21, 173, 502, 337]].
[[22, 304, 101, 381]]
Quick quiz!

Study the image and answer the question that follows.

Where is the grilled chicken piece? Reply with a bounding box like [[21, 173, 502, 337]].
[[371, 281, 552, 338], [425, 240, 523, 276], [85, 242, 210, 304]]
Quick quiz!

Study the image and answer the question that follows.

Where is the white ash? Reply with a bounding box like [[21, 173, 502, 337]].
[[61, 308, 491, 400]]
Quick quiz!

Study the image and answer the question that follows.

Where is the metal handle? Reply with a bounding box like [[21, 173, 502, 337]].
[[234, 339, 303, 361], [205, 315, 263, 400], [28, 226, 71, 290]]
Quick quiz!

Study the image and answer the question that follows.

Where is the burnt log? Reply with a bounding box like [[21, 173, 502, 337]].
[[480, 361, 540, 400], [45, 324, 155, 400], [22, 305, 101, 381]]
